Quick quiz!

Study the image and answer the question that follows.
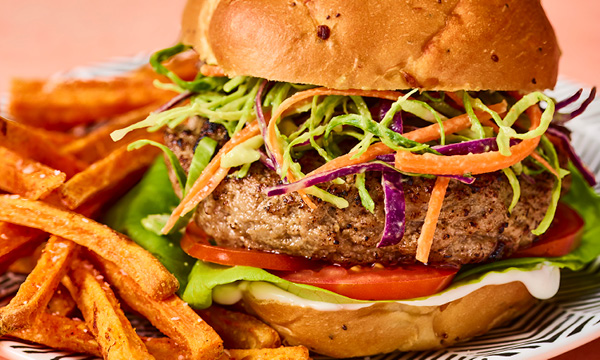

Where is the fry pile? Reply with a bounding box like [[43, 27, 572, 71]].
[[0, 52, 310, 360]]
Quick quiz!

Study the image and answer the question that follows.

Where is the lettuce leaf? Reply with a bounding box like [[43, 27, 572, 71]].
[[103, 158, 194, 290], [182, 164, 600, 309]]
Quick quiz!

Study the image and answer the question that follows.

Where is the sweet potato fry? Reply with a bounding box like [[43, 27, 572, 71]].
[[63, 258, 155, 360], [96, 257, 223, 360], [9, 51, 199, 130], [9, 312, 187, 359], [0, 222, 47, 274], [6, 242, 44, 274], [0, 146, 66, 200], [198, 306, 281, 349], [0, 116, 86, 177], [8, 312, 102, 356], [57, 142, 160, 209], [0, 236, 77, 335], [0, 195, 178, 299], [224, 346, 311, 360], [28, 126, 78, 147], [61, 104, 163, 164], [46, 284, 77, 317]]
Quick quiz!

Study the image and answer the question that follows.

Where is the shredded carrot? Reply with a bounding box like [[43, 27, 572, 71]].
[[162, 120, 261, 234], [200, 64, 226, 77], [394, 103, 542, 176], [307, 102, 507, 177], [416, 177, 450, 264], [266, 88, 406, 181], [446, 92, 464, 108], [530, 152, 560, 178]]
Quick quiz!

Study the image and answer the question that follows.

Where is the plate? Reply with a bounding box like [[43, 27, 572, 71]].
[[0, 58, 599, 360]]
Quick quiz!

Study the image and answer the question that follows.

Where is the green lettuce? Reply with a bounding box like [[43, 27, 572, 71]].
[[103, 158, 194, 291]]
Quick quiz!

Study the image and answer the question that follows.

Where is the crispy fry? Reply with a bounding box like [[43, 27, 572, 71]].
[[46, 284, 77, 317], [96, 257, 223, 360], [0, 116, 86, 177], [10, 312, 187, 359], [58, 142, 160, 209], [61, 104, 162, 164], [224, 346, 311, 360], [8, 312, 102, 356], [9, 51, 199, 130], [0, 146, 66, 200], [0, 236, 77, 335], [198, 306, 281, 349], [27, 126, 78, 147], [0, 222, 47, 274], [6, 242, 44, 274], [0, 195, 178, 299], [63, 258, 155, 360], [142, 337, 187, 360]]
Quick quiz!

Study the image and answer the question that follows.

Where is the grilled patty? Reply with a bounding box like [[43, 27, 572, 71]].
[[166, 120, 556, 266]]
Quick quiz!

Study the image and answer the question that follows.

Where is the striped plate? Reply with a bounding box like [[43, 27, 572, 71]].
[[0, 58, 599, 360]]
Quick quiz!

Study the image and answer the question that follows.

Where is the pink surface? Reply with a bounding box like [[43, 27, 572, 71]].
[[0, 0, 598, 92], [0, 0, 599, 359]]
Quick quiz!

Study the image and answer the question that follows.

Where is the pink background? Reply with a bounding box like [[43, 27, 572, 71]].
[[0, 0, 599, 359]]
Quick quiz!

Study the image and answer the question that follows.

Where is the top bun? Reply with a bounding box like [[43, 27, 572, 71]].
[[181, 0, 560, 91]]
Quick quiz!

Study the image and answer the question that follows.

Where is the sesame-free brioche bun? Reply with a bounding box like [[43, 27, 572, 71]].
[[181, 0, 560, 91], [242, 282, 537, 358]]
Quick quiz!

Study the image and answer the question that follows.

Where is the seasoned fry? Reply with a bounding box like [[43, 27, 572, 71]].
[[224, 346, 311, 360], [0, 236, 77, 335], [9, 312, 102, 356], [63, 258, 155, 360], [0, 195, 178, 299], [0, 222, 47, 274], [9, 51, 199, 130], [0, 146, 66, 200], [58, 142, 160, 209], [10, 312, 187, 359], [46, 284, 77, 317], [61, 104, 163, 164], [142, 337, 187, 360], [96, 257, 223, 360], [7, 242, 45, 274], [0, 116, 86, 177], [198, 306, 281, 349]]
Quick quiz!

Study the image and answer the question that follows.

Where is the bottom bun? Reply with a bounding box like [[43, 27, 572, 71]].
[[242, 282, 537, 358]]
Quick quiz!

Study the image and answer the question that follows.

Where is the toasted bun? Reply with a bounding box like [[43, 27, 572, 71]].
[[181, 0, 559, 91], [241, 282, 536, 358]]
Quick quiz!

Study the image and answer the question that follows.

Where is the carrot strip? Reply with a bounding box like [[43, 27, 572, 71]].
[[200, 64, 226, 77], [307, 102, 507, 177], [416, 177, 450, 264], [267, 88, 405, 179], [530, 150, 560, 178], [446, 92, 464, 108], [394, 104, 541, 176], [162, 120, 261, 234]]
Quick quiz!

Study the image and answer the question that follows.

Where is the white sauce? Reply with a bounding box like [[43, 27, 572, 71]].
[[212, 264, 560, 311]]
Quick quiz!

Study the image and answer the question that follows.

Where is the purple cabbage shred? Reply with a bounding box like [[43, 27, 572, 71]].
[[545, 127, 597, 186], [553, 87, 596, 124], [255, 80, 278, 170], [377, 170, 406, 247], [155, 91, 193, 113]]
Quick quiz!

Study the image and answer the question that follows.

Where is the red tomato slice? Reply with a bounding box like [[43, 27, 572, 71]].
[[181, 224, 320, 271], [274, 264, 458, 301], [513, 202, 584, 258]]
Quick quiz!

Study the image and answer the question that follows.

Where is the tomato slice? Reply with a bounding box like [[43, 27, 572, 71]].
[[274, 264, 458, 301], [513, 202, 584, 258], [181, 224, 320, 271]]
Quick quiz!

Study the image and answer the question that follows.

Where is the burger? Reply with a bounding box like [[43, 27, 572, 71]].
[[108, 0, 600, 357]]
